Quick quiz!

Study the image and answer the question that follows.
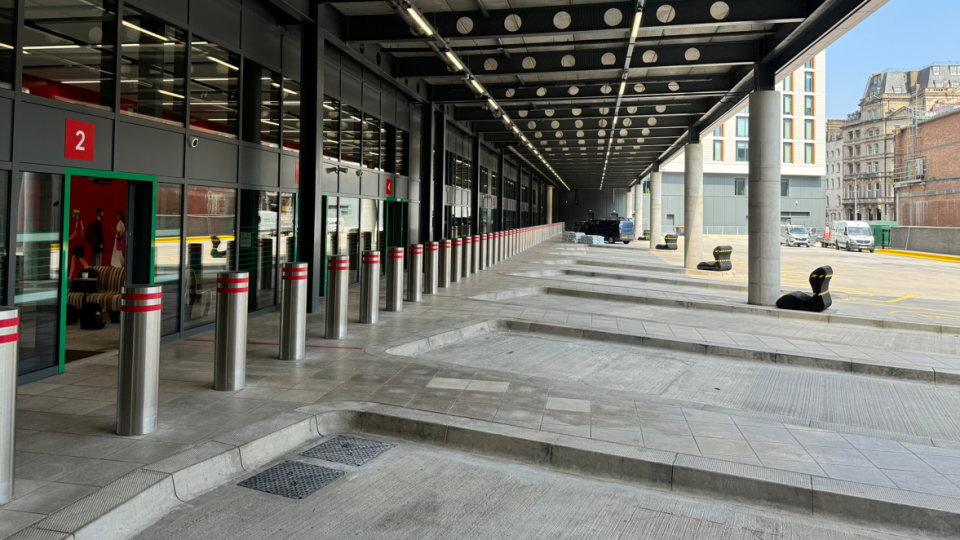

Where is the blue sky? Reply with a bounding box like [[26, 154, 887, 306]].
[[826, 0, 960, 118]]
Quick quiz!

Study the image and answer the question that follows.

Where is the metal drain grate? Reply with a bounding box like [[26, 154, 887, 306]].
[[238, 461, 343, 499], [301, 435, 393, 466]]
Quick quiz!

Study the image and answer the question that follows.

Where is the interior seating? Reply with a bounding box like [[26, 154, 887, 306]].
[[67, 266, 125, 315]]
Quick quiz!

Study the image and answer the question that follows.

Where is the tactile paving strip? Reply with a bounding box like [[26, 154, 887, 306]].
[[238, 461, 343, 499], [301, 435, 393, 466]]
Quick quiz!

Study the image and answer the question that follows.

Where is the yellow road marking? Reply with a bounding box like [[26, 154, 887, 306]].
[[878, 249, 960, 264]]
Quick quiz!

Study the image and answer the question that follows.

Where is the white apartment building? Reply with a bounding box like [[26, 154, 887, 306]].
[[655, 51, 827, 233]]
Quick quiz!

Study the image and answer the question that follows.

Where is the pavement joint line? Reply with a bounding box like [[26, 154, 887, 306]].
[[14, 402, 959, 539], [185, 338, 365, 350]]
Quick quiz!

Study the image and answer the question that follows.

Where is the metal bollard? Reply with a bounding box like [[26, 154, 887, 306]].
[[325, 254, 349, 339], [451, 238, 463, 283], [116, 286, 162, 436], [359, 250, 380, 323], [407, 244, 424, 301], [214, 272, 248, 392], [494, 232, 501, 264], [462, 236, 472, 279], [425, 241, 439, 294], [279, 262, 307, 361], [386, 247, 404, 312], [0, 308, 18, 504], [472, 235, 481, 274], [438, 239, 452, 288], [479, 234, 487, 271]]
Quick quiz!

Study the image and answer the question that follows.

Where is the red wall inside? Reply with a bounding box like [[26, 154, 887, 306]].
[[68, 176, 127, 279]]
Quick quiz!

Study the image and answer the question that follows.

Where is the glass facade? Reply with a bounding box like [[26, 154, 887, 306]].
[[395, 129, 407, 175], [16, 172, 61, 376], [282, 79, 301, 152], [242, 60, 281, 147], [155, 184, 182, 336], [21, 0, 116, 110], [119, 7, 188, 125], [189, 39, 240, 137], [323, 95, 340, 159], [239, 190, 278, 311], [340, 105, 361, 164], [185, 185, 236, 329], [0, 0, 11, 89], [362, 113, 380, 169]]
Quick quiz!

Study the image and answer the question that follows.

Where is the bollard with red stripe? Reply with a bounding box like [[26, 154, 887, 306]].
[[438, 239, 452, 288], [279, 263, 308, 360], [359, 250, 380, 324], [462, 236, 472, 279], [471, 235, 481, 274], [424, 242, 439, 295], [386, 247, 404, 312], [325, 254, 349, 339], [214, 272, 248, 392], [407, 244, 424, 302], [116, 286, 162, 436], [451, 238, 463, 283], [478, 234, 487, 271], [0, 308, 18, 503]]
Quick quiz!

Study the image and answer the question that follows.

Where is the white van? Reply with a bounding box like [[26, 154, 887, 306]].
[[832, 220, 875, 253]]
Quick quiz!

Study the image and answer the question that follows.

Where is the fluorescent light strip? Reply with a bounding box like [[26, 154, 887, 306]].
[[122, 20, 169, 42], [158, 89, 184, 99], [207, 56, 238, 70], [0, 42, 14, 50], [24, 45, 81, 50], [487, 98, 498, 110], [630, 13, 641, 40], [406, 8, 434, 36], [444, 51, 464, 72], [468, 79, 484, 95]]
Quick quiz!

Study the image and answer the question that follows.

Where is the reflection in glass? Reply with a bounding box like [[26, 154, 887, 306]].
[[282, 80, 301, 152], [119, 7, 187, 126], [339, 198, 360, 284], [395, 129, 406, 175], [0, 0, 15, 88], [340, 105, 361, 164], [155, 184, 182, 336], [279, 192, 296, 268], [239, 190, 278, 311], [322, 95, 339, 159], [0, 172, 6, 300], [16, 172, 62, 376], [185, 185, 236, 329], [362, 113, 380, 169], [190, 38, 239, 137], [21, 0, 117, 110], [242, 60, 280, 147]]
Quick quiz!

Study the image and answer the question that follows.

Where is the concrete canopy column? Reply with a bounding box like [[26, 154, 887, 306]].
[[546, 186, 554, 224], [634, 182, 643, 240], [748, 88, 782, 306], [683, 141, 704, 269], [625, 187, 634, 225], [649, 168, 662, 249]]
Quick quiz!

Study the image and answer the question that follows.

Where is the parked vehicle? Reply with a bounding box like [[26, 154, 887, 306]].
[[780, 225, 811, 247], [579, 218, 635, 244], [818, 228, 835, 248], [832, 220, 875, 253]]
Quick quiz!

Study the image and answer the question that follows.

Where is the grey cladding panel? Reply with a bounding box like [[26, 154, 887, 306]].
[[242, 10, 282, 72], [240, 146, 279, 187], [339, 171, 360, 195], [280, 154, 299, 189], [191, 0, 241, 50], [283, 35, 302, 81], [393, 177, 408, 200], [114, 121, 184, 178], [397, 103, 411, 132], [342, 74, 362, 109], [321, 162, 339, 192], [324, 60, 341, 99], [0, 97, 11, 162], [16, 102, 114, 170], [186, 135, 238, 183], [360, 172, 378, 196], [126, 0, 188, 25], [363, 83, 380, 116], [407, 201, 420, 244], [381, 94, 396, 125]]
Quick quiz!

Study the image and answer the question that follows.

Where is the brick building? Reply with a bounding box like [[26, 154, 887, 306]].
[[894, 107, 960, 226]]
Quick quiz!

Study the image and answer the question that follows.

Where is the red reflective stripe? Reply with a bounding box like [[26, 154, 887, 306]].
[[121, 305, 162, 313], [0, 333, 19, 343], [0, 317, 19, 328], [388, 256, 404, 259], [217, 278, 248, 284], [218, 287, 249, 294], [282, 275, 309, 281], [121, 293, 163, 301]]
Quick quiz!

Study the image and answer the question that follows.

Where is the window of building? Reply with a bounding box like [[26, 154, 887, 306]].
[[932, 66, 940, 76], [713, 125, 723, 137], [185, 185, 237, 329], [736, 117, 749, 137], [713, 140, 723, 161], [953, 81, 960, 88], [736, 141, 748, 162], [805, 143, 814, 164], [804, 120, 815, 140], [781, 179, 789, 197], [873, 75, 881, 84], [805, 59, 814, 69], [21, 0, 117, 110], [362, 113, 380, 169], [804, 96, 814, 116], [242, 60, 281, 148], [340, 105, 361, 164], [783, 118, 793, 140], [155, 183, 182, 336], [894, 86, 902, 93], [735, 178, 746, 196], [118, 7, 187, 125], [805, 72, 814, 92], [740, 105, 749, 114], [282, 79, 300, 152], [783, 95, 793, 115], [0, 0, 12, 89], [396, 129, 407, 175], [783, 74, 793, 92], [951, 66, 958, 75], [783, 142, 793, 163], [190, 39, 240, 137], [322, 96, 339, 159]]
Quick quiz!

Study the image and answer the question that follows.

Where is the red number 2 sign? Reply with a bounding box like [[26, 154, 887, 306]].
[[386, 178, 393, 196], [65, 119, 96, 162]]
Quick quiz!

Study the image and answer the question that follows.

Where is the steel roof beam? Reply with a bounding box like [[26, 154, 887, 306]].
[[433, 77, 731, 104], [475, 116, 690, 133], [638, 0, 810, 29], [456, 102, 707, 121]]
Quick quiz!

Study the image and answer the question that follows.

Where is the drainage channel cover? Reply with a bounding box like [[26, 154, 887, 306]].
[[238, 461, 343, 499], [301, 435, 393, 466]]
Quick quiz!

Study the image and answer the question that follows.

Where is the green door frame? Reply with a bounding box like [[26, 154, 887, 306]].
[[60, 168, 157, 373]]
